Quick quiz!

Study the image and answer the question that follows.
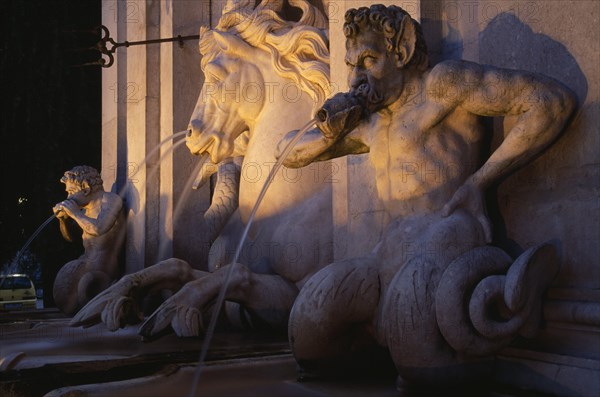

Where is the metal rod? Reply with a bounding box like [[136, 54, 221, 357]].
[[113, 34, 199, 49], [71, 25, 200, 68]]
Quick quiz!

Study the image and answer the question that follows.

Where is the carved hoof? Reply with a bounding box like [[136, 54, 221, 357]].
[[70, 277, 140, 330], [101, 296, 142, 331], [139, 301, 203, 339]]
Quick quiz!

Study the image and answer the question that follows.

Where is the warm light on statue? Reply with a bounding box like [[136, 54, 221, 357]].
[[281, 4, 576, 384], [53, 165, 125, 315], [3, 1, 595, 396]]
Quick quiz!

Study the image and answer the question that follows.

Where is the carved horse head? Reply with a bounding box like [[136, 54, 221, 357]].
[[187, 0, 329, 165]]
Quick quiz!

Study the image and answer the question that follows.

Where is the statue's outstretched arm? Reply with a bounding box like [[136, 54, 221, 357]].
[[278, 92, 371, 168], [277, 126, 370, 168], [277, 126, 337, 168]]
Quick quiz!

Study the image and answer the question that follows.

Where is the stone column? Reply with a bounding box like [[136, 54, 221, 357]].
[[160, 0, 212, 268], [101, 0, 151, 273], [101, 0, 212, 272]]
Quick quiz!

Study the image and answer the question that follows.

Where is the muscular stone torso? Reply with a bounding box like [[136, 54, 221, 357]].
[[364, 102, 484, 219], [80, 195, 124, 277]]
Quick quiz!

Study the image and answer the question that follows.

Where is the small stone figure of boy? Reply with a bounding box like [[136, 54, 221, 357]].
[[52, 166, 124, 315]]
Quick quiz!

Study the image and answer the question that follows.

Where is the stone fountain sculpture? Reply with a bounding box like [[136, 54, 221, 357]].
[[71, 0, 336, 337], [67, 0, 579, 386], [52, 165, 125, 315], [279, 4, 577, 384]]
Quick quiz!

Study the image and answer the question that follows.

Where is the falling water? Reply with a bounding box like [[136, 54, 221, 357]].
[[189, 118, 317, 396], [1, 131, 189, 289], [119, 131, 189, 199], [138, 130, 190, 176], [128, 137, 187, 196], [1, 214, 57, 288], [14, 215, 57, 265], [157, 153, 210, 260]]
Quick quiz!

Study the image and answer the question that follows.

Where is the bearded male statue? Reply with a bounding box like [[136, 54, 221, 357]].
[[53, 166, 125, 315], [279, 4, 576, 384]]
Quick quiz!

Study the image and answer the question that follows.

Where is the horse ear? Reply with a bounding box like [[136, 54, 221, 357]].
[[395, 18, 417, 69], [212, 31, 252, 56]]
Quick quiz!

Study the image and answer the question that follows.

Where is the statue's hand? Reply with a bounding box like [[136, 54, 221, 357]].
[[317, 104, 364, 140], [442, 180, 493, 243], [52, 204, 69, 219], [58, 199, 80, 218]]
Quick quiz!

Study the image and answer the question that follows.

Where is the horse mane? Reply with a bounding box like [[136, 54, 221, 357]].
[[199, 0, 331, 107]]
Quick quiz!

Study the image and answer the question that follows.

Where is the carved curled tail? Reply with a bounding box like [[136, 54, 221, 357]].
[[204, 160, 241, 243], [436, 243, 559, 356]]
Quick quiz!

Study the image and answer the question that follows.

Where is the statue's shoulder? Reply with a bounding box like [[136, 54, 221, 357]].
[[424, 60, 487, 105], [427, 60, 484, 85], [102, 191, 124, 209]]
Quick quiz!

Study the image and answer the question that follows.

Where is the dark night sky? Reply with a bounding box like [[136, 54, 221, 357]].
[[1, 0, 102, 304]]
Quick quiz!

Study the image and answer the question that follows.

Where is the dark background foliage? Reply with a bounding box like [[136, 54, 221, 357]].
[[0, 0, 101, 306]]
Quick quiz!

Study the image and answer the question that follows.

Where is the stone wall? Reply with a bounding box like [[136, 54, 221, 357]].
[[101, 0, 213, 272]]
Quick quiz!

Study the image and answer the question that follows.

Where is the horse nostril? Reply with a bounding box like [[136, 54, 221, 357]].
[[186, 129, 193, 138]]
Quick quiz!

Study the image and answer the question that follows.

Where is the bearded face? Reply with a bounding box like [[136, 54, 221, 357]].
[[64, 181, 91, 207], [345, 30, 406, 112]]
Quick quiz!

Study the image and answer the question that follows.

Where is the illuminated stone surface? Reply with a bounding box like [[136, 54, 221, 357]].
[[72, 0, 336, 339], [1, 1, 598, 396]]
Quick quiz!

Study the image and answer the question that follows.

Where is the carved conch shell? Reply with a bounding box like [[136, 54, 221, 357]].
[[316, 92, 368, 140]]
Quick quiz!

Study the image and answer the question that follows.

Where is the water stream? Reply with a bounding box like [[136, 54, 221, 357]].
[[189, 118, 317, 396], [134, 130, 189, 180], [2, 131, 189, 287], [119, 131, 189, 199], [1, 214, 57, 287], [157, 154, 209, 260]]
